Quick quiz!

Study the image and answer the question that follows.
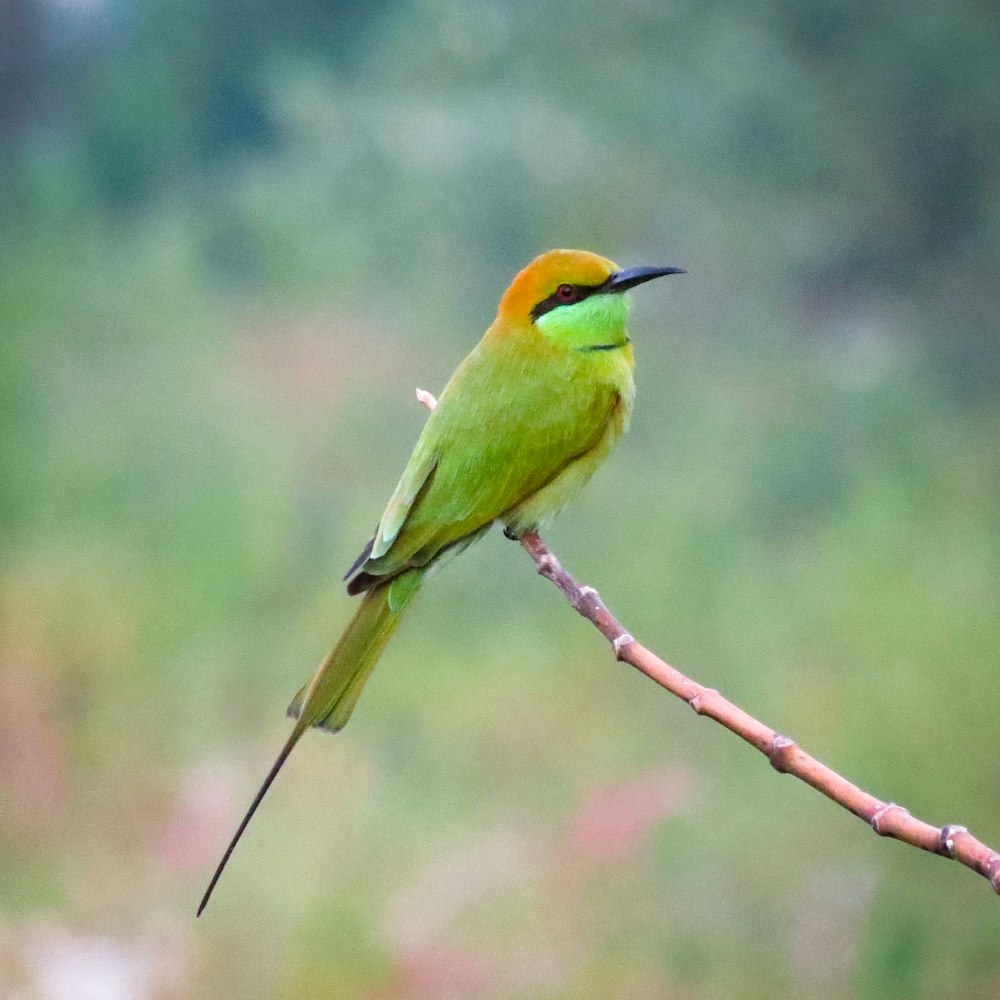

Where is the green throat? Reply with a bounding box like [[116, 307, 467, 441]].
[[535, 292, 631, 351]]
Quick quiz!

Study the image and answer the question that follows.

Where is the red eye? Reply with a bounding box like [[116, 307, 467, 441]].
[[556, 284, 576, 301]]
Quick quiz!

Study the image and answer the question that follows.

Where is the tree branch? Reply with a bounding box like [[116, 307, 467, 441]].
[[413, 386, 1000, 896], [518, 530, 1000, 896]]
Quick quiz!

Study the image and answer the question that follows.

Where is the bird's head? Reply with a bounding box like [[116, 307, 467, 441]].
[[497, 249, 683, 351]]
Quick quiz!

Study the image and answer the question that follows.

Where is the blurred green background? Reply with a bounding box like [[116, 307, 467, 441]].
[[2, 1, 999, 997]]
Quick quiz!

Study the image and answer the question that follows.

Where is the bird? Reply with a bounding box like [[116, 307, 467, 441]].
[[197, 248, 683, 915]]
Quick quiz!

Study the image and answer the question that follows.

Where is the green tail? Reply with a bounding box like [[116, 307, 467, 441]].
[[197, 569, 421, 916], [287, 568, 421, 732]]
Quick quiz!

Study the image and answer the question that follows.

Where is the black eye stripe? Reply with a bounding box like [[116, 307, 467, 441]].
[[530, 282, 604, 321]]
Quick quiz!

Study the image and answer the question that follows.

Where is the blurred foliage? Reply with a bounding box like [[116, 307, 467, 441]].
[[1, 1, 999, 998]]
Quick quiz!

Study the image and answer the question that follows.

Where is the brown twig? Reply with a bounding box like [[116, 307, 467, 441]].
[[413, 386, 1000, 896], [518, 530, 1000, 897]]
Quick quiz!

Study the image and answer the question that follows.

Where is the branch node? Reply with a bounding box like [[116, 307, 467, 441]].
[[871, 802, 910, 836], [768, 734, 797, 773], [687, 688, 718, 715], [937, 825, 969, 858], [571, 585, 600, 612], [535, 553, 558, 578], [612, 633, 635, 660]]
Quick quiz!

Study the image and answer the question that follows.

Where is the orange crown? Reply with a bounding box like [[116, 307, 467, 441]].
[[497, 249, 619, 323]]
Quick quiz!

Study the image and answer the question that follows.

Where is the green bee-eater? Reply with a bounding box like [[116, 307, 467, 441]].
[[198, 249, 683, 914]]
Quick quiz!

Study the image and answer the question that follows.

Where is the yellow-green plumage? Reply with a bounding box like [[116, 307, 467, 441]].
[[198, 249, 682, 914]]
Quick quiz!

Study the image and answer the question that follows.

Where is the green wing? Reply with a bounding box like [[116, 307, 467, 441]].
[[347, 336, 622, 592], [371, 442, 438, 559]]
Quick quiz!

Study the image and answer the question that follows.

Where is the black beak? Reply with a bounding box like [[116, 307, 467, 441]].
[[602, 265, 685, 294]]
